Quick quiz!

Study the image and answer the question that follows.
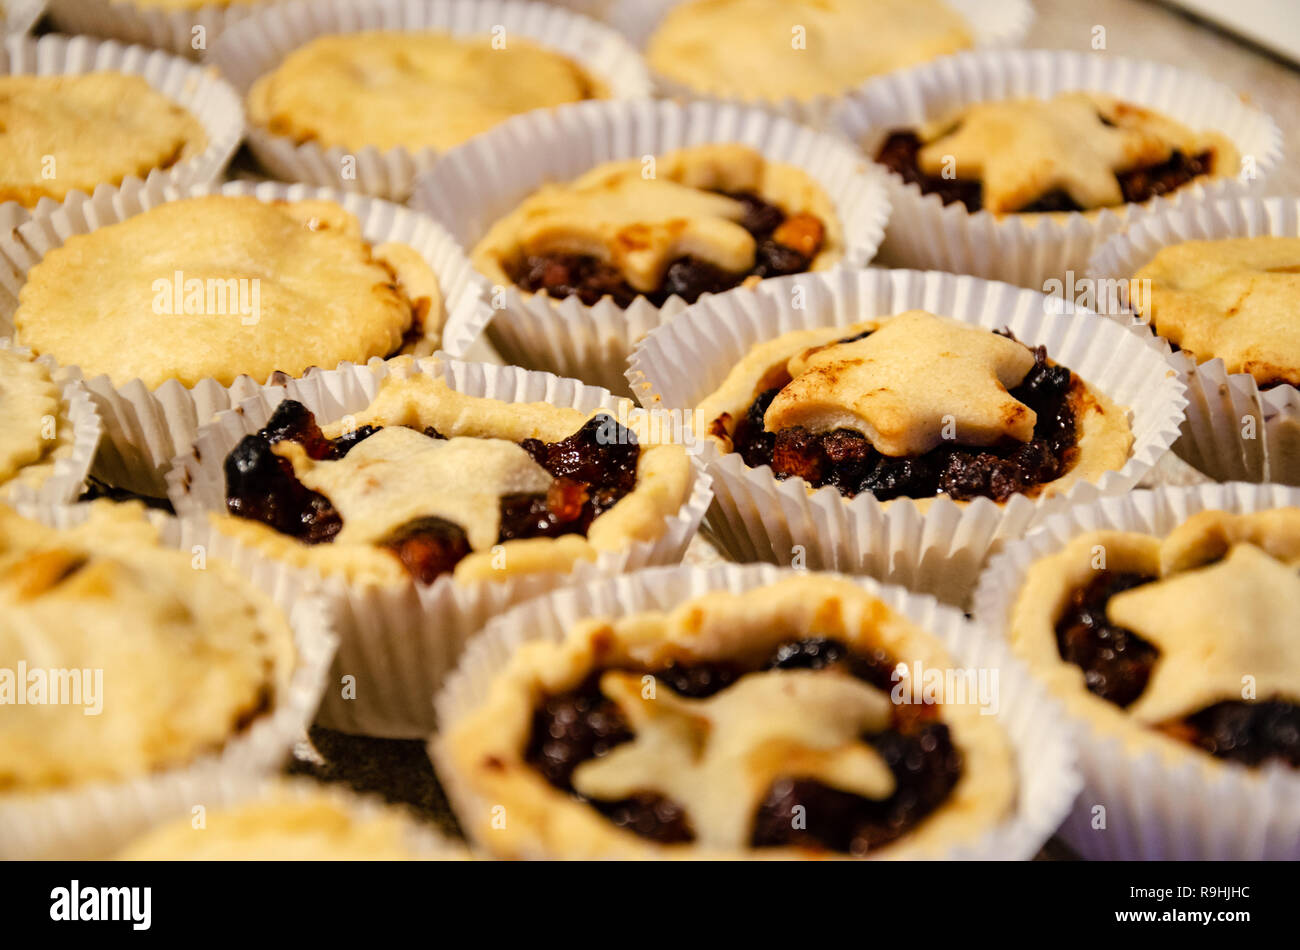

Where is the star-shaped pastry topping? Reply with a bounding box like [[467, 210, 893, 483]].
[[281, 426, 553, 551], [917, 93, 1176, 213], [1160, 508, 1300, 574], [763, 310, 1037, 456], [570, 669, 896, 850], [1108, 543, 1300, 725]]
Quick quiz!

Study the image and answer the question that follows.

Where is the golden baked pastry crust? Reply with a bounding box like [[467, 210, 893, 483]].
[[442, 573, 1015, 859], [906, 92, 1239, 215], [0, 73, 205, 209], [1009, 508, 1300, 765], [0, 502, 295, 792], [214, 363, 694, 586], [13, 195, 443, 389], [646, 0, 972, 102], [116, 785, 456, 860], [696, 311, 1134, 506], [1133, 236, 1300, 388], [0, 349, 64, 493], [472, 143, 842, 301], [764, 312, 1039, 456], [248, 31, 604, 154]]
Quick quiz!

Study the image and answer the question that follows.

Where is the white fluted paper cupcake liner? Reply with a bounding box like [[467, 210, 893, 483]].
[[47, 0, 260, 59], [626, 267, 1187, 607], [0, 499, 338, 860], [207, 0, 653, 202], [972, 483, 1300, 860], [0, 176, 493, 497], [0, 340, 101, 506], [0, 202, 29, 238], [1089, 196, 1300, 485], [412, 97, 892, 394], [1, 0, 45, 35], [166, 356, 713, 738], [113, 775, 466, 859], [431, 561, 1080, 860], [0, 32, 244, 214], [543, 0, 609, 19], [604, 0, 1034, 131], [833, 50, 1283, 289]]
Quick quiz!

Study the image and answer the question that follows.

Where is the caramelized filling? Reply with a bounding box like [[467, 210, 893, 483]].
[[507, 191, 824, 308], [224, 401, 641, 583], [875, 130, 1214, 213], [1054, 570, 1300, 767], [725, 335, 1082, 503], [525, 637, 962, 854]]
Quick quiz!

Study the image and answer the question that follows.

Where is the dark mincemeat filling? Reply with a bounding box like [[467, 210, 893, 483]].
[[506, 190, 825, 308], [1055, 569, 1300, 767], [79, 476, 175, 513], [525, 636, 962, 854], [875, 130, 1215, 214], [223, 399, 640, 584], [725, 331, 1080, 503]]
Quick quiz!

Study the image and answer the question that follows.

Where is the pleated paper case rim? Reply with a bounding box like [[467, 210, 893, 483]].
[[166, 355, 714, 738], [972, 483, 1300, 860], [833, 50, 1283, 289], [206, 0, 655, 201], [48, 0, 260, 59], [1088, 195, 1300, 486], [412, 96, 892, 394], [626, 267, 1187, 607], [431, 561, 1081, 860], [1, 0, 45, 35], [0, 176, 494, 497]]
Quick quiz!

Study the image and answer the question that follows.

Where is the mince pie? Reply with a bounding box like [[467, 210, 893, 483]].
[[1010, 508, 1300, 768], [12, 195, 443, 389], [1131, 236, 1300, 390], [874, 92, 1238, 215], [441, 574, 1014, 858], [248, 31, 605, 154], [216, 364, 692, 586], [0, 502, 294, 791], [697, 310, 1133, 505], [471, 144, 841, 309], [0, 73, 205, 208], [0, 349, 73, 497], [117, 784, 459, 861], [646, 0, 972, 103]]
